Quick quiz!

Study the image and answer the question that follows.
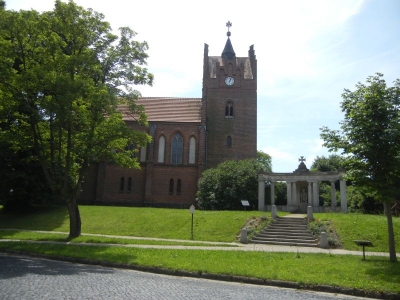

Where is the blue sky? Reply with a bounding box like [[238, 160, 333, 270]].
[[8, 0, 400, 172]]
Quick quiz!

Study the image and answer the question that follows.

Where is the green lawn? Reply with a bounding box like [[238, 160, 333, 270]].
[[314, 213, 400, 252], [0, 241, 399, 294], [1, 205, 399, 295], [0, 205, 398, 251], [0, 205, 270, 242]]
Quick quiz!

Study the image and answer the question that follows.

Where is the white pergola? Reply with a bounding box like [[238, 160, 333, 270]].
[[258, 157, 347, 213]]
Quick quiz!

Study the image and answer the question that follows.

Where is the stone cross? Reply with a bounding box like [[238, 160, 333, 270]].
[[299, 156, 306, 163]]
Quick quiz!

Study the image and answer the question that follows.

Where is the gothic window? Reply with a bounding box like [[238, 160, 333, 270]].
[[227, 136, 232, 147], [177, 179, 182, 195], [189, 137, 196, 164], [169, 179, 174, 195], [171, 133, 183, 164], [127, 177, 132, 193], [140, 145, 147, 162], [225, 101, 234, 117], [120, 177, 125, 192], [158, 136, 165, 163]]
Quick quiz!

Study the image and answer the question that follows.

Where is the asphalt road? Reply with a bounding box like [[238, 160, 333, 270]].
[[0, 253, 371, 300]]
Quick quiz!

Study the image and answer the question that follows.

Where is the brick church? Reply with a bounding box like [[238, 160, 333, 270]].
[[79, 23, 257, 207]]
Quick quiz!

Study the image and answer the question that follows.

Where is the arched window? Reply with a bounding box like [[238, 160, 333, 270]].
[[227, 136, 232, 147], [171, 133, 183, 164], [120, 177, 125, 192], [169, 179, 174, 195], [127, 177, 132, 193], [177, 179, 182, 195], [225, 101, 234, 117], [158, 136, 165, 163], [189, 137, 196, 164]]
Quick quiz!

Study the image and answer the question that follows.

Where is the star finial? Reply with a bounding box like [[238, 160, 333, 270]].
[[226, 21, 232, 37]]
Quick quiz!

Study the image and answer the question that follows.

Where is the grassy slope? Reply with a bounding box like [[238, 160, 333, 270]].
[[314, 213, 400, 252], [0, 206, 398, 251], [0, 205, 270, 242]]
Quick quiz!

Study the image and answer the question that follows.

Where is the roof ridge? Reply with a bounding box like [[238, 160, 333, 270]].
[[139, 97, 201, 100]]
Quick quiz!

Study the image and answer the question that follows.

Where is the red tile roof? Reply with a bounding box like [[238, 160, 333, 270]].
[[120, 97, 202, 123]]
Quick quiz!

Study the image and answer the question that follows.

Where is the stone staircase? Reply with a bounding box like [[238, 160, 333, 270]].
[[251, 216, 318, 247]]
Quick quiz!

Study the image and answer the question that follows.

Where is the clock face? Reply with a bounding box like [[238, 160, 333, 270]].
[[225, 76, 235, 86]]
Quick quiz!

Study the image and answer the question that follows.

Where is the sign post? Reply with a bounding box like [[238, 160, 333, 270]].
[[190, 205, 195, 239], [241, 200, 250, 211]]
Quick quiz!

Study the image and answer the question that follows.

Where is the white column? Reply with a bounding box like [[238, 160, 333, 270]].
[[308, 182, 312, 205], [286, 182, 292, 206], [258, 177, 265, 211], [270, 181, 275, 206], [292, 182, 297, 205], [340, 180, 347, 213], [312, 181, 319, 206], [330, 181, 336, 212]]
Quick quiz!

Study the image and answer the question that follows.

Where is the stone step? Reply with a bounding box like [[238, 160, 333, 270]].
[[251, 215, 319, 248], [273, 218, 306, 223], [253, 234, 315, 239], [250, 240, 318, 247], [269, 224, 308, 230], [260, 228, 309, 234], [257, 232, 315, 239], [252, 236, 317, 243], [272, 218, 307, 223]]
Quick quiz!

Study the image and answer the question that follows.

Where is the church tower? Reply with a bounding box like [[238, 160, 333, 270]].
[[202, 21, 257, 168]]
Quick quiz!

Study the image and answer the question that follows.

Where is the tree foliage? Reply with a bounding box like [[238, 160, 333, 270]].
[[256, 150, 272, 173], [320, 73, 399, 261], [310, 154, 344, 172], [196, 151, 271, 210], [0, 1, 153, 237]]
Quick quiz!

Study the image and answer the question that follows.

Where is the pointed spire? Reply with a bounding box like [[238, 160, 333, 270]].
[[222, 21, 236, 60]]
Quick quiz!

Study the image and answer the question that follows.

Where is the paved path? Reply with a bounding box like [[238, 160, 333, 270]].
[[1, 228, 397, 257], [0, 253, 371, 300]]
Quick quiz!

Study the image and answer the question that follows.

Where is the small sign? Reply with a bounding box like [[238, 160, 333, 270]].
[[241, 200, 250, 207], [190, 205, 195, 214]]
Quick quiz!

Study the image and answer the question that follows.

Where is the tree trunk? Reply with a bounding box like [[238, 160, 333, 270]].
[[66, 201, 82, 238], [384, 201, 397, 262]]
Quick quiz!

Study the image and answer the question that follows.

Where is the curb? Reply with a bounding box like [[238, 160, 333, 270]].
[[1, 249, 398, 299]]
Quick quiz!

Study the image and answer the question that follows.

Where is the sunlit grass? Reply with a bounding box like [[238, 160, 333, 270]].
[[1, 241, 399, 294], [0, 206, 274, 242], [314, 213, 400, 252]]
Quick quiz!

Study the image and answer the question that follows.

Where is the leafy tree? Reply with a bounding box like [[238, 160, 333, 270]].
[[310, 154, 344, 172], [0, 1, 153, 237], [311, 154, 343, 207], [320, 73, 399, 262], [196, 152, 271, 210], [256, 150, 272, 172]]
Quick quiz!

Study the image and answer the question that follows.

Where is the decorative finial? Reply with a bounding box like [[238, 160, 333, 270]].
[[299, 156, 306, 163], [226, 21, 232, 37]]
